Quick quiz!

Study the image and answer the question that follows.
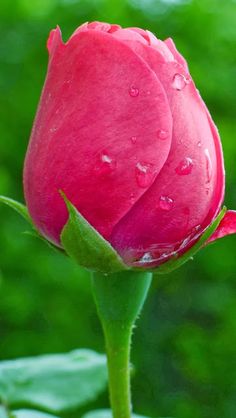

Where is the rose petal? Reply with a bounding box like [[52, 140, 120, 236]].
[[111, 46, 224, 266], [207, 210, 236, 243], [147, 31, 174, 61], [47, 26, 64, 55], [24, 29, 172, 246], [164, 38, 189, 72], [112, 28, 148, 44]]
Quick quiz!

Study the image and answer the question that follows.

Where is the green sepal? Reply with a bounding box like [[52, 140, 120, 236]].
[[0, 196, 32, 226], [60, 192, 128, 274], [147, 206, 227, 275]]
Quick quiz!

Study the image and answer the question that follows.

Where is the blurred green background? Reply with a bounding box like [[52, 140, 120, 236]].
[[1, 0, 236, 417]]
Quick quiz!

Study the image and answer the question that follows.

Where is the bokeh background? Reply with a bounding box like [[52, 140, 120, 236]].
[[1, 0, 236, 417]]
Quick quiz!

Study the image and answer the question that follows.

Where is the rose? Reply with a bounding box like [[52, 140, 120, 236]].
[[23, 21, 236, 268]]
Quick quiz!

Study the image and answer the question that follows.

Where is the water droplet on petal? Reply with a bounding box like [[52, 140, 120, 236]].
[[197, 141, 202, 147], [130, 193, 135, 204], [101, 154, 112, 164], [172, 73, 190, 91], [140, 252, 153, 263], [129, 86, 139, 97], [175, 157, 193, 175], [96, 153, 116, 175], [157, 129, 168, 140], [135, 162, 156, 188], [50, 127, 57, 133], [131, 136, 137, 144], [205, 148, 212, 183], [159, 195, 174, 211]]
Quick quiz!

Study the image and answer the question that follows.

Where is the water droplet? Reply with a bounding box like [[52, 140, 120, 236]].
[[197, 141, 202, 147], [135, 162, 156, 188], [50, 127, 57, 133], [205, 148, 212, 183], [140, 252, 153, 263], [131, 136, 137, 144], [159, 195, 174, 211], [175, 157, 193, 175], [172, 73, 190, 91], [130, 193, 135, 204], [101, 154, 112, 164], [95, 153, 116, 175], [129, 86, 139, 97], [157, 129, 168, 140], [178, 224, 202, 250]]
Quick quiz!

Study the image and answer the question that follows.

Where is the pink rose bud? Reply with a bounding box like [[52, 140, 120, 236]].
[[23, 21, 236, 268]]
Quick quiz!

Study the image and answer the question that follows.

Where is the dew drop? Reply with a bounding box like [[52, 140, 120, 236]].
[[172, 73, 190, 91], [101, 154, 112, 164], [175, 157, 193, 176], [135, 162, 156, 188], [129, 86, 139, 97], [130, 193, 135, 204], [96, 153, 116, 175], [159, 195, 174, 211], [197, 141, 202, 147], [140, 252, 153, 263], [131, 136, 137, 144], [50, 127, 57, 133], [157, 129, 168, 140], [205, 148, 212, 183]]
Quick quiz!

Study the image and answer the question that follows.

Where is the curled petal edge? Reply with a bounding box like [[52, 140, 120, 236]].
[[47, 26, 64, 55], [207, 210, 236, 244]]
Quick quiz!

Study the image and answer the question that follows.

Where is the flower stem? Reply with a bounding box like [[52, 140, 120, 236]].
[[91, 270, 152, 418]]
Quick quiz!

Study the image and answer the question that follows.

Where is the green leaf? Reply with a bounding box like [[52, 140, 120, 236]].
[[144, 207, 227, 275], [11, 410, 60, 418], [0, 196, 32, 225], [82, 410, 151, 418], [60, 192, 128, 273], [0, 349, 107, 414]]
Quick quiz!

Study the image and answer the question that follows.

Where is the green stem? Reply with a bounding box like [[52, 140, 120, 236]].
[[103, 322, 132, 418], [92, 270, 152, 418]]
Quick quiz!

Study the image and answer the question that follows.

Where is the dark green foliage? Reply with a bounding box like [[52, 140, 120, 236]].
[[1, 1, 236, 418]]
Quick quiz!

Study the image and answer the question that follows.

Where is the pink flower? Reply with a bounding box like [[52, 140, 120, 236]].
[[23, 21, 236, 268]]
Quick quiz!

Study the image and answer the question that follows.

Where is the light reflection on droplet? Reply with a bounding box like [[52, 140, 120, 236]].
[[172, 73, 190, 91], [175, 157, 193, 175], [157, 129, 168, 140], [129, 86, 139, 97], [159, 195, 174, 211], [135, 162, 156, 188], [205, 148, 212, 183], [131, 136, 137, 144]]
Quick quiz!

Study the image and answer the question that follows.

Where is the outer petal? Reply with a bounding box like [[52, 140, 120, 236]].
[[111, 46, 224, 266], [111, 28, 148, 45], [164, 38, 189, 72], [147, 32, 175, 62], [24, 28, 172, 246], [207, 210, 236, 243]]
